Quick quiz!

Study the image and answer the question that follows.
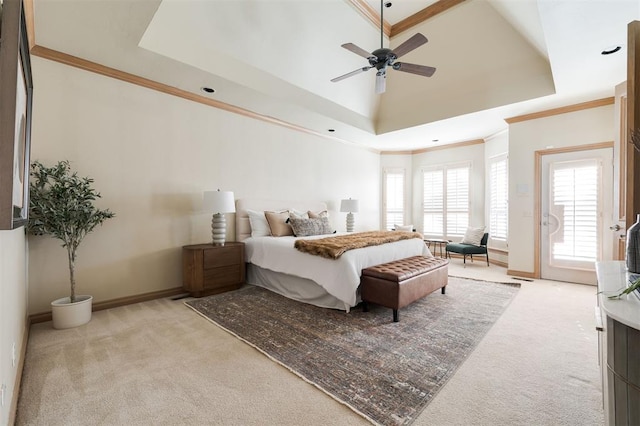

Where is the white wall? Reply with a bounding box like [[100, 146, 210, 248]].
[[507, 104, 614, 273], [28, 57, 380, 314], [412, 143, 486, 237], [0, 228, 28, 426]]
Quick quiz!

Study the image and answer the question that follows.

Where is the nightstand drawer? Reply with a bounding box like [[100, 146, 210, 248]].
[[204, 245, 242, 267], [203, 265, 242, 288]]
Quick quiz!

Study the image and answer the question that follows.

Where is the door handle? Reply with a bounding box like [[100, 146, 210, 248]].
[[548, 213, 561, 236], [610, 224, 621, 231]]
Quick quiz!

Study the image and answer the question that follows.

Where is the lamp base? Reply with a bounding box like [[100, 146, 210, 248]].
[[346, 212, 354, 233], [212, 213, 226, 245]]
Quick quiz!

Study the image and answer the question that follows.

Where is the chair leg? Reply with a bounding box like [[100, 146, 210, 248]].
[[486, 251, 490, 266]]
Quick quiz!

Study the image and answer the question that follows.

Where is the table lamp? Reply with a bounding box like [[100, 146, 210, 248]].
[[203, 190, 235, 245], [340, 198, 359, 232]]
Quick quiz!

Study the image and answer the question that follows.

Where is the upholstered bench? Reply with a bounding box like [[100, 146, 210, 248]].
[[360, 256, 449, 322]]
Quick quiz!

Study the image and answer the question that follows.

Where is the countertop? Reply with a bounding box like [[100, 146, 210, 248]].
[[596, 261, 640, 330]]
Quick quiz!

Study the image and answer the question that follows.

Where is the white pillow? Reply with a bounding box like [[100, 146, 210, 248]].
[[394, 224, 414, 232], [308, 210, 328, 219], [247, 209, 271, 237], [461, 227, 485, 245], [289, 209, 309, 219]]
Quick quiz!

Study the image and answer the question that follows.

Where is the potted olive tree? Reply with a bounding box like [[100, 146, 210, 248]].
[[28, 160, 115, 329]]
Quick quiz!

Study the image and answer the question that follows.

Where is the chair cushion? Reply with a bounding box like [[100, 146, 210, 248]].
[[446, 243, 487, 255]]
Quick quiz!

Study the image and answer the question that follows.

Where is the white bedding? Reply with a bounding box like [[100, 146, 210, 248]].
[[244, 233, 431, 311]]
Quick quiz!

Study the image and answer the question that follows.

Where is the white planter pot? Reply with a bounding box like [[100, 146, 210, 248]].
[[51, 295, 93, 329]]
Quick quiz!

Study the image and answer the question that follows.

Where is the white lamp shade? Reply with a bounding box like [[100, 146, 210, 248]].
[[203, 190, 236, 214], [340, 199, 359, 213]]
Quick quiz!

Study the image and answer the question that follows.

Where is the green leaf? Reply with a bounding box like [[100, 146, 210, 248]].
[[607, 277, 640, 299]]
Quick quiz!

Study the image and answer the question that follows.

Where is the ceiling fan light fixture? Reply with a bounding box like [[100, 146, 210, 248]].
[[375, 72, 386, 94]]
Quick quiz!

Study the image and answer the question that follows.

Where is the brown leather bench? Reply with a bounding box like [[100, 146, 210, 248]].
[[360, 256, 449, 322]]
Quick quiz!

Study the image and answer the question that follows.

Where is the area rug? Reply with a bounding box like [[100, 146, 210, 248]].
[[185, 277, 519, 426]]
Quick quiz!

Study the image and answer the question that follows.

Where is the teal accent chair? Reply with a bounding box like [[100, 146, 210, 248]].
[[445, 233, 489, 266]]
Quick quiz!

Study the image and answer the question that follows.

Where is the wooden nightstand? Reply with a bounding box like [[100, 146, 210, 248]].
[[182, 242, 245, 297]]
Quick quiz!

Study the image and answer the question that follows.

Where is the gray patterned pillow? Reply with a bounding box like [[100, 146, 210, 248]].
[[289, 217, 333, 237]]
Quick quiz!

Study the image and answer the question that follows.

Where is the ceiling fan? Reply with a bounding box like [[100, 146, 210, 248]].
[[330, 1, 436, 94]]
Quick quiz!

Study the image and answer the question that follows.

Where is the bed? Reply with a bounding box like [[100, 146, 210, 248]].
[[236, 199, 431, 311]]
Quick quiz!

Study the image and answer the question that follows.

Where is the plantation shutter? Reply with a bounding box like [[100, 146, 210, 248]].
[[550, 159, 599, 264], [423, 169, 444, 235], [489, 156, 508, 241], [384, 170, 404, 230], [446, 166, 469, 237]]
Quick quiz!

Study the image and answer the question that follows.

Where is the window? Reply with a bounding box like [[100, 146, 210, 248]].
[[383, 169, 404, 230], [422, 164, 469, 238], [488, 155, 508, 241], [551, 159, 599, 263], [423, 169, 443, 234]]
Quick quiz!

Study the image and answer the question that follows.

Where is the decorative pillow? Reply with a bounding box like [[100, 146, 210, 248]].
[[308, 210, 328, 219], [394, 224, 414, 232], [265, 210, 293, 237], [289, 217, 334, 237], [461, 227, 485, 245], [247, 209, 271, 237]]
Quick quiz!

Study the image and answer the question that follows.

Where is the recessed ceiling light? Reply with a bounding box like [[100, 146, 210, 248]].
[[601, 45, 622, 55], [432, 139, 439, 143], [328, 129, 335, 133], [201, 87, 215, 94]]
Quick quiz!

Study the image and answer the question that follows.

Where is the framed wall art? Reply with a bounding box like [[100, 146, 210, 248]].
[[0, 0, 33, 230]]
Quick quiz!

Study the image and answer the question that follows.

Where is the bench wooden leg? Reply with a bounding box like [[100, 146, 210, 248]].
[[393, 309, 399, 322]]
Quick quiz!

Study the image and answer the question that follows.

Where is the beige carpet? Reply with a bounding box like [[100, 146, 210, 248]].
[[16, 262, 604, 425]]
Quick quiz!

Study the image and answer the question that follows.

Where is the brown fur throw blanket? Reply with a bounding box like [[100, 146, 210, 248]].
[[294, 231, 424, 259]]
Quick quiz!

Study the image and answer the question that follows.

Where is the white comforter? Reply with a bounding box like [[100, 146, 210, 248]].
[[244, 233, 431, 309]]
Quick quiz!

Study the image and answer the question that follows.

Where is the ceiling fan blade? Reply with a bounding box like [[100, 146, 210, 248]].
[[375, 71, 386, 94], [392, 33, 428, 59], [331, 66, 373, 82], [341, 43, 373, 59], [392, 62, 436, 77]]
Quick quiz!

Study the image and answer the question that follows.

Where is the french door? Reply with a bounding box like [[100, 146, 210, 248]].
[[540, 147, 613, 285]]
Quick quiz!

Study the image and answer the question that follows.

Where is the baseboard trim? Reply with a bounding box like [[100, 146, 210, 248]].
[[507, 269, 537, 279], [488, 248, 508, 256], [490, 259, 508, 268], [29, 287, 186, 324]]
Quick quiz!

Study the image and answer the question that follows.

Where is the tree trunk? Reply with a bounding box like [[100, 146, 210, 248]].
[[67, 246, 76, 303]]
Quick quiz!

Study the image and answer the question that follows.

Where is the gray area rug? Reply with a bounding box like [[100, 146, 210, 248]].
[[185, 277, 519, 426]]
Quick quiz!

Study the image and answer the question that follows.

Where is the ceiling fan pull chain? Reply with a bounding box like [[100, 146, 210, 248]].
[[380, 0, 384, 50]]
